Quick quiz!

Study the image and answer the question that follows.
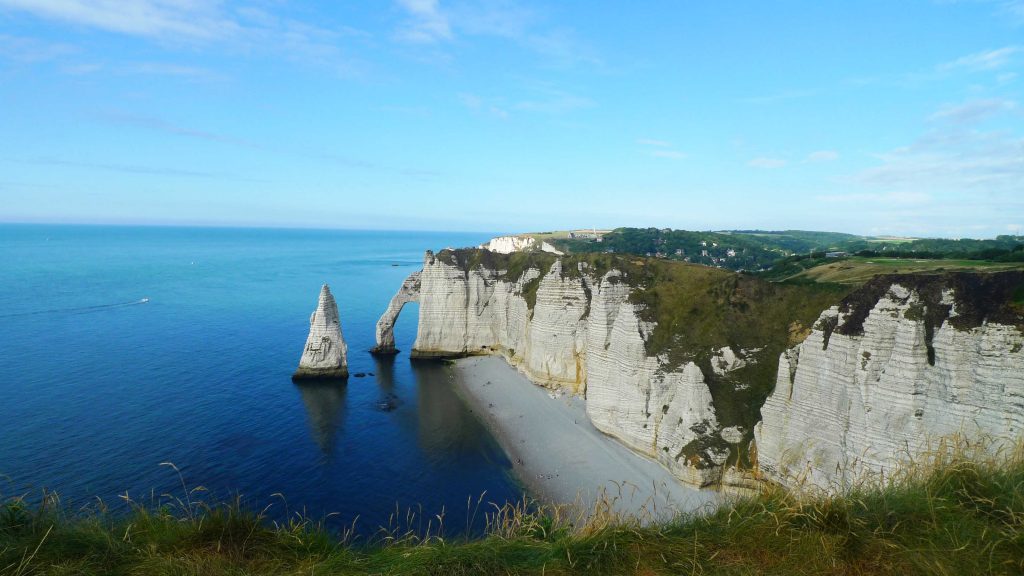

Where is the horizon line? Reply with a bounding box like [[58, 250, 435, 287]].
[[1, 219, 1021, 242]]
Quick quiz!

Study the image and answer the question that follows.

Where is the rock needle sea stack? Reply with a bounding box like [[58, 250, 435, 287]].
[[293, 284, 348, 380]]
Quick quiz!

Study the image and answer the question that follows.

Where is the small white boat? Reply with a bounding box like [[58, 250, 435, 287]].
[[141, 298, 150, 303]]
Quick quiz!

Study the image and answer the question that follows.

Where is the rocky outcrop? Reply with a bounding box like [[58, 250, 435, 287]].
[[406, 250, 729, 485], [755, 272, 1024, 490], [711, 346, 759, 377], [370, 271, 421, 355], [293, 284, 348, 380], [480, 235, 564, 255], [378, 248, 1023, 492]]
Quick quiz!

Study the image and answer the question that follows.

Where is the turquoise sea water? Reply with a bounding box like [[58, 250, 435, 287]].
[[0, 224, 519, 534]]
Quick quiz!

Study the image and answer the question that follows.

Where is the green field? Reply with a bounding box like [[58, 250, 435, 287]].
[[787, 257, 1024, 284]]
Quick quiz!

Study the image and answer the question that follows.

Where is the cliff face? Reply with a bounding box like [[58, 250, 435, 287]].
[[755, 273, 1024, 490], [393, 250, 794, 485], [375, 249, 1024, 491], [479, 235, 564, 255], [294, 284, 349, 380]]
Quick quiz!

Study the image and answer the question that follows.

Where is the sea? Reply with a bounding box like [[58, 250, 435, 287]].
[[0, 224, 521, 535]]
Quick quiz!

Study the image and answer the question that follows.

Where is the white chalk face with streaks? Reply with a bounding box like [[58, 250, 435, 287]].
[[756, 284, 1024, 491], [295, 284, 348, 378]]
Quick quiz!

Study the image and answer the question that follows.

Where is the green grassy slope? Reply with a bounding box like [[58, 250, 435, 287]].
[[785, 257, 1024, 284], [543, 227, 1024, 274], [4, 446, 1022, 575]]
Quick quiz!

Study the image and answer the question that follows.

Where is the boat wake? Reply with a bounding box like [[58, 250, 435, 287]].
[[0, 298, 151, 319]]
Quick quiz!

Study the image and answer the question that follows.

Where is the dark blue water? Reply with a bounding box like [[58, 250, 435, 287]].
[[0, 224, 520, 535]]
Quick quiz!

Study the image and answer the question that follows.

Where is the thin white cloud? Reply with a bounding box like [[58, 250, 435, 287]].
[[0, 0, 241, 42], [807, 150, 839, 162], [817, 191, 931, 206], [94, 110, 442, 178], [637, 138, 685, 159], [637, 138, 672, 147], [459, 92, 483, 109], [513, 89, 593, 113], [458, 86, 591, 117], [738, 89, 816, 104], [12, 156, 266, 181], [394, 0, 451, 43], [60, 62, 101, 74], [1006, 0, 1024, 20], [0, 1, 365, 76], [127, 62, 224, 80], [96, 110, 263, 148], [64, 61, 225, 80], [392, 0, 599, 66], [0, 33, 76, 63], [458, 92, 508, 118], [851, 105, 1024, 200], [930, 98, 1017, 123], [937, 46, 1022, 72], [748, 157, 787, 169], [845, 43, 1023, 88], [521, 28, 601, 67]]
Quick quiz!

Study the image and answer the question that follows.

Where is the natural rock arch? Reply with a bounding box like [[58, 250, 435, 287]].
[[370, 271, 421, 355]]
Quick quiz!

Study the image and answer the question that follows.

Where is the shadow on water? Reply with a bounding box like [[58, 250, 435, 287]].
[[412, 361, 512, 468], [372, 355, 401, 412], [294, 380, 348, 456]]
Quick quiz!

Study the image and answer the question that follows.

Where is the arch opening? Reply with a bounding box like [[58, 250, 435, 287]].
[[370, 271, 421, 355]]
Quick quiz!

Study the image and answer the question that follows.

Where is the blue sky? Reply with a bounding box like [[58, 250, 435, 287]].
[[1, 1, 1022, 237]]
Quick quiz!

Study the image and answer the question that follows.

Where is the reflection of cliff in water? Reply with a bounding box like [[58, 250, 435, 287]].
[[412, 361, 507, 467], [295, 381, 348, 455], [373, 355, 397, 393], [373, 355, 400, 411]]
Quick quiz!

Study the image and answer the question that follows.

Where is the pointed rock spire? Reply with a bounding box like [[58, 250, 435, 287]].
[[293, 284, 349, 380]]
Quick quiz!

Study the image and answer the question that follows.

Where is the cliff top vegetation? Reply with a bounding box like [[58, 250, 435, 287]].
[[534, 227, 1024, 275]]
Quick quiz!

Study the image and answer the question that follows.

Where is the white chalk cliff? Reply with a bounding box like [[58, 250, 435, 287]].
[[293, 284, 349, 380], [755, 276, 1024, 490], [371, 271, 421, 355], [480, 235, 564, 255], [373, 251, 1024, 491], [378, 251, 728, 485]]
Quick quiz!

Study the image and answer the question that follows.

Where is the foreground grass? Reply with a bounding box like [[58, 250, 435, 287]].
[[3, 449, 1024, 576]]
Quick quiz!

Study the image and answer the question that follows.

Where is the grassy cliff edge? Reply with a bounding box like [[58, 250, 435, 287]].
[[3, 443, 1022, 575]]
